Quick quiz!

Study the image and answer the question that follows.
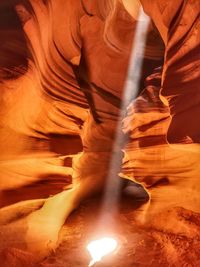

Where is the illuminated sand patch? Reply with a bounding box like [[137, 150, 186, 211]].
[[87, 237, 118, 266]]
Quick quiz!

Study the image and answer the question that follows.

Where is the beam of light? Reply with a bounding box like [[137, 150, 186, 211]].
[[87, 8, 150, 266], [87, 237, 118, 267], [101, 7, 150, 213]]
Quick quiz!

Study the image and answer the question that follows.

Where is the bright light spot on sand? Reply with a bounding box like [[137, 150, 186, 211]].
[[87, 237, 118, 266]]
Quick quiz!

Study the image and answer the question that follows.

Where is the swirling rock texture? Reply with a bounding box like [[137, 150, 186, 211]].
[[0, 0, 200, 266]]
